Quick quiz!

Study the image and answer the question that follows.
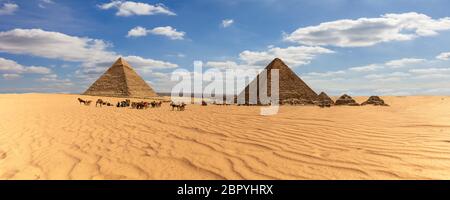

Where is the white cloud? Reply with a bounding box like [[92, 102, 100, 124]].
[[204, 45, 333, 71], [99, 1, 175, 16], [203, 43, 333, 82], [127, 26, 185, 40], [436, 52, 450, 60], [303, 55, 450, 95], [2, 74, 22, 80], [409, 67, 450, 74], [123, 55, 178, 70], [0, 57, 24, 72], [306, 70, 346, 78], [239, 46, 334, 67], [0, 28, 178, 90], [0, 3, 18, 15], [151, 72, 170, 79], [348, 58, 425, 72], [222, 19, 234, 28], [284, 12, 450, 47], [38, 0, 54, 8], [165, 53, 186, 58], [0, 57, 52, 74], [127, 26, 148, 37], [408, 67, 450, 79], [364, 72, 410, 80], [309, 58, 430, 79], [385, 58, 425, 68], [175, 53, 186, 58], [0, 29, 178, 70], [206, 61, 240, 69], [349, 64, 383, 72], [25, 66, 52, 74], [36, 74, 73, 85], [0, 29, 116, 64], [148, 26, 185, 40]]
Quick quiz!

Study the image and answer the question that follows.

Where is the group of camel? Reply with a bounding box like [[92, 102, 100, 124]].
[[131, 101, 163, 109], [78, 98, 113, 107], [77, 97, 185, 111], [77, 94, 387, 111], [281, 98, 315, 106], [94, 99, 114, 107]]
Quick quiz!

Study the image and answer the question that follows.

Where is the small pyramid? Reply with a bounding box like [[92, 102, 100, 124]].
[[361, 96, 389, 106], [237, 58, 317, 104], [335, 94, 359, 106], [315, 92, 334, 105], [83, 57, 158, 98]]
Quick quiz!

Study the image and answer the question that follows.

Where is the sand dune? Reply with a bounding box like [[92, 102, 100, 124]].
[[1, 94, 450, 179]]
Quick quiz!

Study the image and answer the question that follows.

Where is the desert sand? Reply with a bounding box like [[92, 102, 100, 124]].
[[1, 93, 450, 180]]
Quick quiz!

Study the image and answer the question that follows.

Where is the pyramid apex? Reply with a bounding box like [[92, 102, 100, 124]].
[[318, 91, 330, 98], [114, 57, 131, 67], [272, 57, 287, 65], [266, 57, 288, 70], [270, 58, 284, 64]]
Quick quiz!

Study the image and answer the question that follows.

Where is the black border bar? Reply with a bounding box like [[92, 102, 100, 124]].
[[1, 180, 449, 198]]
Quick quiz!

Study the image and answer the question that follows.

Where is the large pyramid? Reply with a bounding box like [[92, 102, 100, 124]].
[[237, 58, 317, 104], [83, 57, 158, 98]]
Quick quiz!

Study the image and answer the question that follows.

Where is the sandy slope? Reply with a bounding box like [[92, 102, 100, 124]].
[[1, 94, 450, 180]]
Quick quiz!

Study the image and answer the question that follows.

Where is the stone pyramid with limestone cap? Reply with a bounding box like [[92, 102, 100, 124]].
[[237, 58, 317, 104], [83, 57, 158, 98]]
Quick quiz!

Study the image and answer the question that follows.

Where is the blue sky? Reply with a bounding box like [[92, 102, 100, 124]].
[[1, 0, 450, 95]]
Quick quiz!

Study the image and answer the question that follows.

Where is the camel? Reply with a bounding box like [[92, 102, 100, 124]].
[[179, 103, 186, 111], [170, 102, 177, 110], [85, 100, 92, 106], [147, 101, 161, 108], [149, 101, 161, 108], [78, 98, 93, 106], [96, 99, 104, 107], [156, 101, 162, 107], [117, 99, 131, 107], [150, 101, 157, 108], [131, 101, 149, 109], [170, 102, 186, 111], [141, 102, 149, 109], [78, 98, 87, 105], [98, 100, 113, 106]]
